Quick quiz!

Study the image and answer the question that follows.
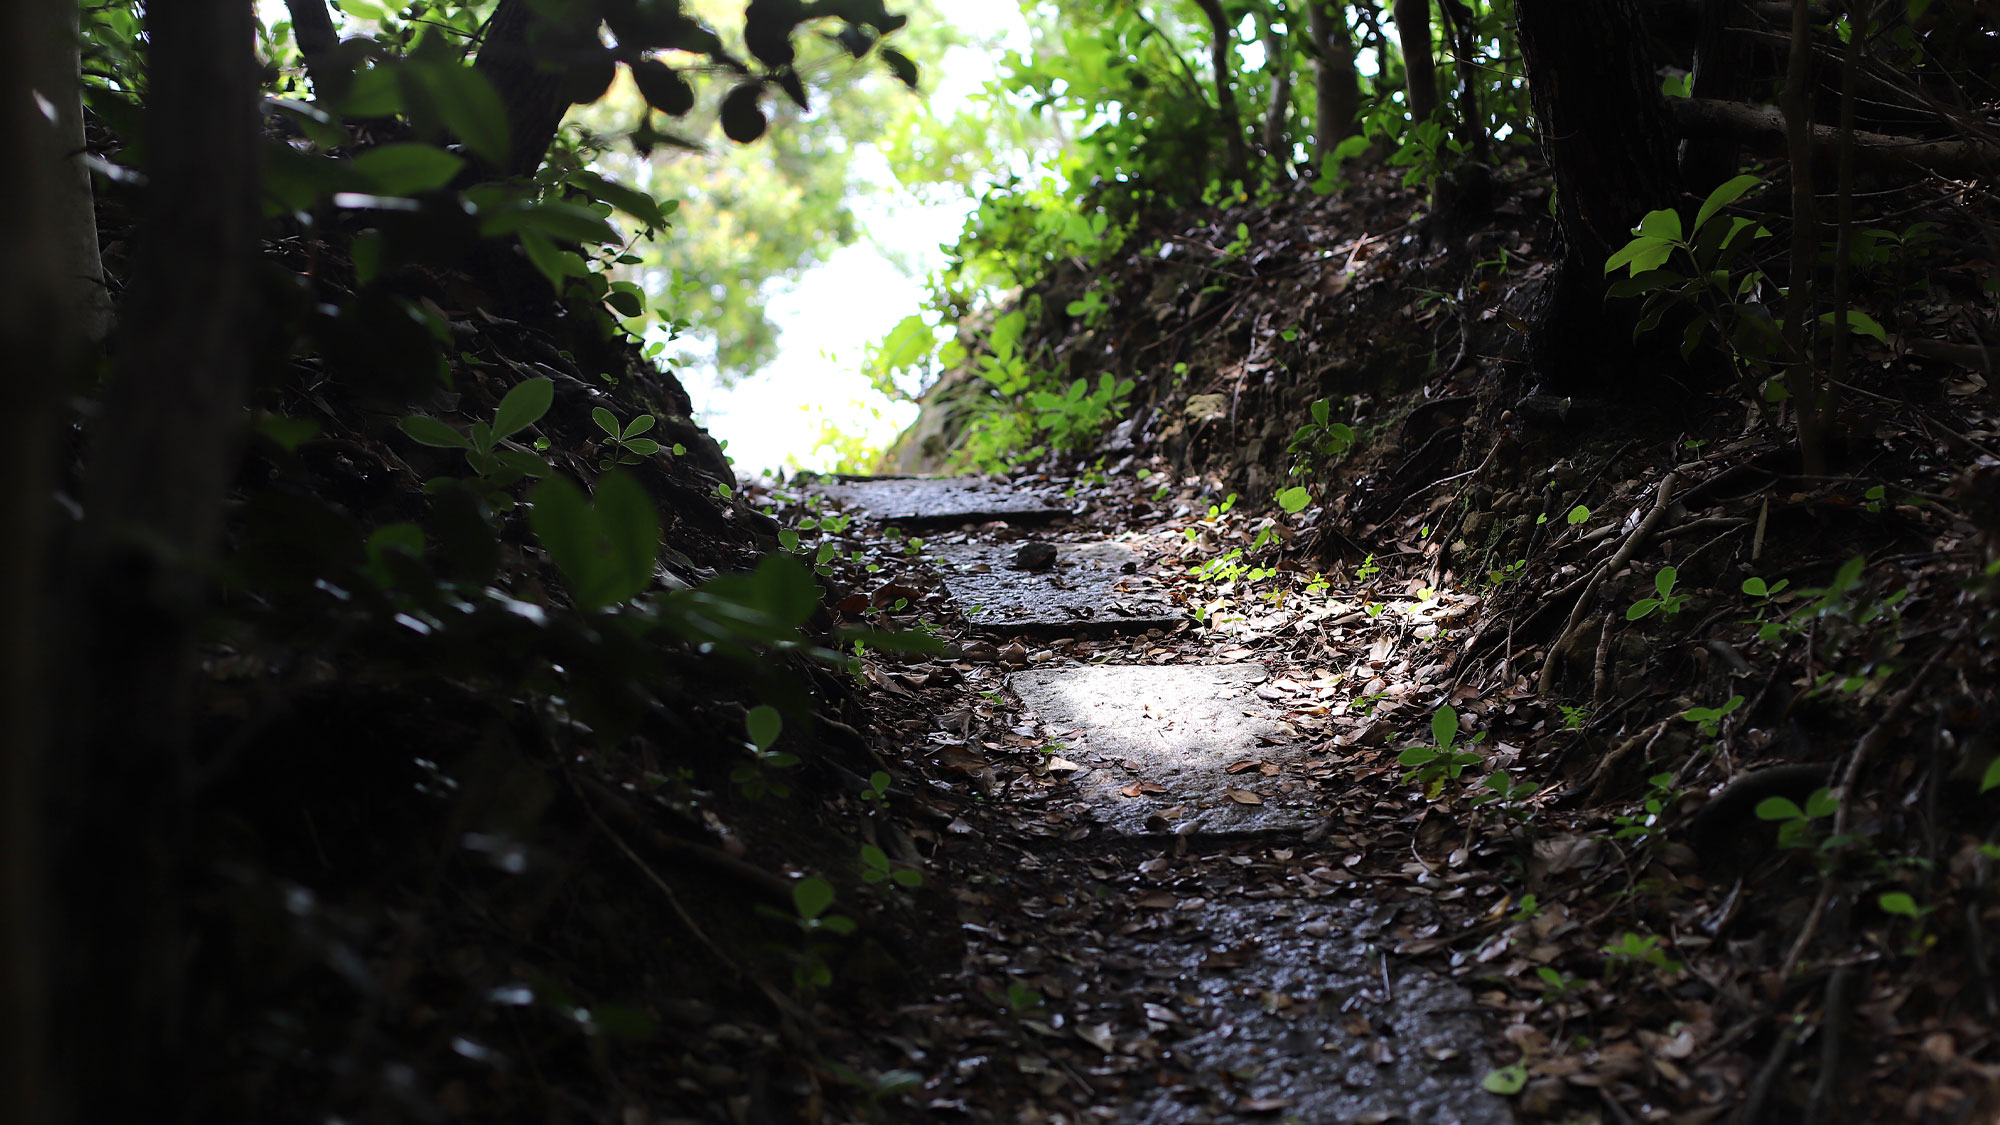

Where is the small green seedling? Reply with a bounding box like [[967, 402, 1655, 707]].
[[591, 406, 663, 470], [1398, 704, 1488, 798], [732, 705, 799, 800], [1602, 931, 1682, 977], [1755, 786, 1838, 849], [859, 844, 923, 888], [859, 769, 892, 811], [1566, 504, 1591, 526], [1628, 565, 1689, 620], [399, 375, 554, 491], [1683, 694, 1744, 738]]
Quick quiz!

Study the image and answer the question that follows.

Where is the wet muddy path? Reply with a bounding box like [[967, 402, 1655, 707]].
[[805, 475, 1514, 1124]]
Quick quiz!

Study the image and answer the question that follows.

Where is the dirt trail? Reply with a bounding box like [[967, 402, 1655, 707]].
[[809, 475, 1512, 1124]]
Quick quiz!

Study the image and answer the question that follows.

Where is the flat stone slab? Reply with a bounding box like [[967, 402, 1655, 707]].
[[1010, 664, 1320, 836], [933, 539, 1180, 634], [810, 476, 1068, 528]]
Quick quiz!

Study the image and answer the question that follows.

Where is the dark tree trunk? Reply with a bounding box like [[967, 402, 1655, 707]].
[[1259, 4, 1294, 166], [1307, 1, 1361, 158], [1516, 0, 1684, 391], [1393, 0, 1436, 124], [474, 0, 575, 177], [1192, 0, 1250, 185], [1, 0, 75, 1122], [284, 0, 341, 92], [54, 0, 261, 1119], [1680, 0, 1753, 191]]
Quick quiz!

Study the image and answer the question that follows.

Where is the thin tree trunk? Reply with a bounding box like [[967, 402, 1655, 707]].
[[284, 0, 341, 92], [0, 1, 73, 1123], [474, 0, 572, 176], [1438, 0, 1488, 158], [1779, 0, 1826, 474], [1393, 0, 1436, 124], [1307, 1, 1360, 161], [1516, 0, 1683, 391], [1821, 0, 1860, 466], [1192, 0, 1250, 186], [44, 0, 112, 342], [1680, 0, 1752, 191], [1259, 4, 1294, 166], [55, 0, 261, 1118]]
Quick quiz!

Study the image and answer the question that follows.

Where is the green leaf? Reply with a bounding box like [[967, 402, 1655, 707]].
[[406, 60, 511, 168], [1804, 787, 1838, 817], [398, 414, 473, 450], [1637, 208, 1683, 242], [1877, 891, 1920, 918], [793, 876, 835, 920], [1755, 796, 1804, 821], [480, 200, 620, 245], [1979, 755, 2000, 793], [1742, 577, 1769, 596], [1693, 174, 1762, 235], [622, 414, 656, 439], [1566, 504, 1590, 525], [1627, 599, 1659, 621], [1654, 566, 1678, 597], [1276, 486, 1311, 514], [1431, 705, 1460, 749], [746, 704, 782, 751], [622, 438, 661, 456], [257, 415, 321, 452], [1397, 746, 1439, 767], [592, 469, 661, 602], [570, 169, 668, 229], [1817, 308, 1889, 343], [350, 142, 465, 196], [592, 407, 620, 437], [1482, 1064, 1529, 1096], [516, 228, 579, 292], [1830, 554, 1867, 592], [1605, 236, 1675, 277], [492, 376, 554, 443], [529, 474, 597, 597]]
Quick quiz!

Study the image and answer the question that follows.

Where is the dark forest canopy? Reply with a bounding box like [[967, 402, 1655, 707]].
[[4, 1, 2000, 1122]]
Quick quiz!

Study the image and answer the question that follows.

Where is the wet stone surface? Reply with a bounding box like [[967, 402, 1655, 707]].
[[811, 475, 1070, 527], [935, 540, 1181, 635], [1010, 664, 1321, 836], [1110, 899, 1511, 1124]]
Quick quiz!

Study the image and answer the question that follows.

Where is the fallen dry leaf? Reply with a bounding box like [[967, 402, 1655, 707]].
[[1225, 787, 1264, 805]]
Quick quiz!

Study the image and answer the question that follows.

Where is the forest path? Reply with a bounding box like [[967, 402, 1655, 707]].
[[808, 475, 1512, 1124]]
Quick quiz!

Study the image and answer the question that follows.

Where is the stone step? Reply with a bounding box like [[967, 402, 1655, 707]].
[[1010, 663, 1320, 837], [934, 539, 1181, 635], [810, 475, 1069, 528]]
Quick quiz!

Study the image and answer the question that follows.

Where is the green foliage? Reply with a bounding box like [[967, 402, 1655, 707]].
[[1755, 786, 1840, 850], [1603, 932, 1682, 978], [1398, 705, 1489, 798], [859, 843, 923, 888], [1613, 772, 1680, 843], [1626, 565, 1688, 620], [1605, 175, 1779, 380], [1683, 694, 1744, 738], [1286, 399, 1358, 476], [528, 472, 661, 612], [399, 376, 555, 495], [591, 406, 663, 470]]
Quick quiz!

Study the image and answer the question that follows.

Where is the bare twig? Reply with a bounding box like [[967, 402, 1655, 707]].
[[1538, 471, 1681, 695]]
